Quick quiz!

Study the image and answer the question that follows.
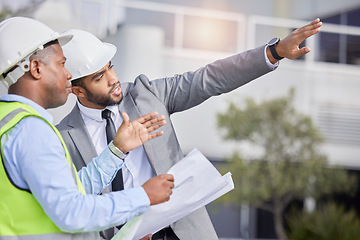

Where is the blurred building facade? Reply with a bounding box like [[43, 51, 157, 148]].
[[1, 0, 360, 239]]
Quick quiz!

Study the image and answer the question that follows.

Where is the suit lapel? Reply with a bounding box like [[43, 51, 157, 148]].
[[118, 94, 163, 173], [67, 105, 98, 165]]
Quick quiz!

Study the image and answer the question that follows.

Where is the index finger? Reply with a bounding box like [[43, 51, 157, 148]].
[[135, 112, 160, 124], [161, 174, 174, 182], [290, 18, 322, 47], [300, 18, 322, 36], [143, 115, 166, 129]]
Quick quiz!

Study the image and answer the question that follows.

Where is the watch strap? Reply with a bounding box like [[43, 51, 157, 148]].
[[269, 42, 284, 60], [108, 141, 128, 159]]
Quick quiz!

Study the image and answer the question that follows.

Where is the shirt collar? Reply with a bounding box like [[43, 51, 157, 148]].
[[1, 94, 54, 123], [76, 99, 119, 121]]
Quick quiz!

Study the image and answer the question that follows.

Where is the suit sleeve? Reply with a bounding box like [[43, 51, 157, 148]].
[[135, 45, 273, 114]]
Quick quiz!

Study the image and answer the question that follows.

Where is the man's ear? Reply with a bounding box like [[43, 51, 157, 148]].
[[29, 59, 41, 79], [71, 85, 86, 97]]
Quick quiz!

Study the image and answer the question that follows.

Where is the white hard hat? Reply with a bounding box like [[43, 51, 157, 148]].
[[0, 17, 73, 88], [61, 29, 117, 81]]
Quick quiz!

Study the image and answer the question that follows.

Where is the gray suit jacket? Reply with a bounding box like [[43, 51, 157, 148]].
[[56, 46, 272, 239]]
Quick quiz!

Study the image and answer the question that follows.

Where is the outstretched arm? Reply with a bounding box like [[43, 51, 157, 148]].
[[113, 112, 166, 153], [266, 18, 322, 63]]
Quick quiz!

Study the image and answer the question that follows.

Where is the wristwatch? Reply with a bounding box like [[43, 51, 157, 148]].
[[108, 141, 128, 160], [268, 37, 284, 60]]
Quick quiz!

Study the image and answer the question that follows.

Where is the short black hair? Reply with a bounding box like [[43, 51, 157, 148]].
[[71, 76, 85, 87], [30, 39, 60, 64]]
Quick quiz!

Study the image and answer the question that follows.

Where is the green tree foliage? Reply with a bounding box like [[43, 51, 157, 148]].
[[0, 8, 12, 21], [216, 89, 357, 240], [288, 202, 360, 240]]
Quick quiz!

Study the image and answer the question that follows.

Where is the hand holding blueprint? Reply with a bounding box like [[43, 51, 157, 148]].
[[112, 148, 234, 240]]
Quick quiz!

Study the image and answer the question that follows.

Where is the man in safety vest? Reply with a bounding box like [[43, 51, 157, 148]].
[[0, 17, 174, 240]]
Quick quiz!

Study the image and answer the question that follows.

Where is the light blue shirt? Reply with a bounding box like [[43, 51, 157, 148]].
[[0, 94, 150, 232]]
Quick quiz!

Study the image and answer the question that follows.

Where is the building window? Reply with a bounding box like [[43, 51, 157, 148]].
[[319, 8, 360, 65]]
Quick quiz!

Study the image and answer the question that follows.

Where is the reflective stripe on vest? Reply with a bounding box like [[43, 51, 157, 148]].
[[0, 108, 26, 129], [0, 101, 92, 239]]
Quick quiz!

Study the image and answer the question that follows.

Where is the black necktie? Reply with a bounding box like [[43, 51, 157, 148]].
[[101, 109, 124, 191], [102, 109, 116, 145], [101, 109, 124, 239]]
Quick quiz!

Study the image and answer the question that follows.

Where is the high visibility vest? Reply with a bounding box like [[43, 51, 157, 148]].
[[0, 101, 96, 240]]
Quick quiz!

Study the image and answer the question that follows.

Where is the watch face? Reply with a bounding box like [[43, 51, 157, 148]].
[[268, 37, 279, 46]]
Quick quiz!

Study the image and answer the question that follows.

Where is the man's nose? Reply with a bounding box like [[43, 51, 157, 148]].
[[108, 72, 118, 86]]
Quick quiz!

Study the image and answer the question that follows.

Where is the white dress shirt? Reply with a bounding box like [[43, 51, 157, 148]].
[[77, 101, 156, 190]]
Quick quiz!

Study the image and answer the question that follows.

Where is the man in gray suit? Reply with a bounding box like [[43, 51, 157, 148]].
[[56, 19, 322, 239]]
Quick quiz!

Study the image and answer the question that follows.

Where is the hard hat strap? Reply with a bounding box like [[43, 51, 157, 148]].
[[3, 55, 31, 87], [4, 66, 26, 87]]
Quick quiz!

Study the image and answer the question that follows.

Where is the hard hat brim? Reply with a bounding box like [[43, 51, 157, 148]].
[[58, 33, 73, 47], [69, 42, 117, 81], [0, 33, 73, 76]]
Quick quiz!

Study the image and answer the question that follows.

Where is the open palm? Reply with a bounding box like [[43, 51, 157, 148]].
[[113, 112, 166, 153]]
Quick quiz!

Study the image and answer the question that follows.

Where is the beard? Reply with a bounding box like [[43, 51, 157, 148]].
[[83, 83, 122, 107]]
